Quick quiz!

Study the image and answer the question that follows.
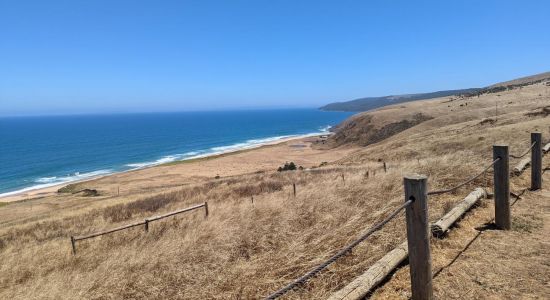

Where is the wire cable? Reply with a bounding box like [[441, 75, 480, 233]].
[[510, 142, 536, 159], [427, 158, 500, 196], [265, 199, 413, 299]]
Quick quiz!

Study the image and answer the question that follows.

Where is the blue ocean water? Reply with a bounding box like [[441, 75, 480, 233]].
[[0, 109, 353, 196]]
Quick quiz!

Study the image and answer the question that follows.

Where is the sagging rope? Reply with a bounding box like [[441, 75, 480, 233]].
[[265, 199, 413, 299], [510, 141, 536, 159], [511, 189, 527, 206], [427, 158, 501, 196]]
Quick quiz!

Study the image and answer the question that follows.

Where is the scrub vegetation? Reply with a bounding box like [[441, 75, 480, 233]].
[[1, 78, 549, 299]]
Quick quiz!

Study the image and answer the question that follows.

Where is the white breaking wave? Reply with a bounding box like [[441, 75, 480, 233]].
[[1, 125, 334, 198], [34, 170, 113, 184], [125, 151, 207, 169], [127, 127, 334, 169], [35, 176, 57, 183], [209, 135, 296, 154], [126, 155, 179, 168], [0, 169, 113, 197]]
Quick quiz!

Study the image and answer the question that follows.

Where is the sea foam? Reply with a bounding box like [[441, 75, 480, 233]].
[[1, 121, 336, 198], [0, 169, 113, 197]]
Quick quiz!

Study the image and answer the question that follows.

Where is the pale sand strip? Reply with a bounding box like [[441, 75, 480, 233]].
[[0, 133, 351, 203]]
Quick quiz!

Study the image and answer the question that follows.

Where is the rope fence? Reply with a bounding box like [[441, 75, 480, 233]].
[[269, 132, 548, 299], [265, 199, 413, 299], [428, 138, 545, 196], [510, 141, 536, 159], [63, 131, 548, 298], [70, 202, 208, 254], [427, 158, 500, 196]]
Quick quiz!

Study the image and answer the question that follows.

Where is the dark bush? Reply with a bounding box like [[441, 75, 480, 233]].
[[80, 189, 99, 197], [277, 162, 298, 172]]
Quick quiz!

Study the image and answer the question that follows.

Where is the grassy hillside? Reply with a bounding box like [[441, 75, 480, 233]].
[[322, 74, 550, 148], [319, 88, 481, 112], [488, 71, 550, 87], [320, 71, 550, 113], [1, 77, 549, 299]]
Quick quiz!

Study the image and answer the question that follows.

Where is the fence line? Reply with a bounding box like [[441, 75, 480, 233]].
[[146, 203, 207, 223], [74, 220, 146, 241], [428, 139, 547, 196], [71, 202, 208, 254], [265, 199, 412, 299], [276, 133, 547, 299], [510, 141, 536, 158], [64, 132, 548, 296], [531, 133, 542, 190], [427, 158, 500, 196]]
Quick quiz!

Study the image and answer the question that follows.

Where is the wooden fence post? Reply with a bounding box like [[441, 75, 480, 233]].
[[531, 133, 542, 190], [293, 183, 296, 197], [404, 175, 433, 300], [204, 202, 209, 218], [144, 219, 149, 232], [493, 145, 510, 230], [383, 162, 387, 173], [70, 236, 76, 255]]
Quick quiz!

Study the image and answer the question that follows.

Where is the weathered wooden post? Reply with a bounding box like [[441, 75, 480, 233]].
[[531, 133, 542, 190], [493, 145, 510, 230], [251, 196, 254, 204], [383, 162, 387, 173], [404, 174, 433, 300], [293, 183, 296, 197], [204, 202, 209, 218], [144, 219, 149, 232], [341, 173, 345, 183], [70, 236, 76, 255]]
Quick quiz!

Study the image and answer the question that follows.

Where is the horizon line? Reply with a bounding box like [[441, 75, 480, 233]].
[[0, 106, 331, 118]]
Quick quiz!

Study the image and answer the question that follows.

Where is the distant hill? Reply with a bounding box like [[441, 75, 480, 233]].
[[320, 88, 482, 112], [320, 71, 550, 148], [462, 71, 550, 98], [488, 71, 550, 88]]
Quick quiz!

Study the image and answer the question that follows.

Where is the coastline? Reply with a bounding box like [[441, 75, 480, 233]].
[[0, 131, 333, 203]]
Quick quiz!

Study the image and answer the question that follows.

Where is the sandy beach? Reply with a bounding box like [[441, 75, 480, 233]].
[[0, 134, 356, 204]]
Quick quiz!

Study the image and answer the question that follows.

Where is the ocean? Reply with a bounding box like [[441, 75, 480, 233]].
[[0, 109, 353, 196]]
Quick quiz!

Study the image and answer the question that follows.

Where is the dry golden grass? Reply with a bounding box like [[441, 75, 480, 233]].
[[0, 81, 549, 299], [372, 154, 550, 299]]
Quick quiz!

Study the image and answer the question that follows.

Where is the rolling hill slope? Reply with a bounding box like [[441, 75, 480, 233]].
[[320, 71, 550, 112], [0, 72, 549, 299], [320, 88, 481, 112]]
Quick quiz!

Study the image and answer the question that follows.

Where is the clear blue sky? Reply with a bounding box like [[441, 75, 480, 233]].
[[1, 0, 549, 116]]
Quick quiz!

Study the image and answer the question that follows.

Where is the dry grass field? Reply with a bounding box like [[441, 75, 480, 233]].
[[1, 80, 549, 299]]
